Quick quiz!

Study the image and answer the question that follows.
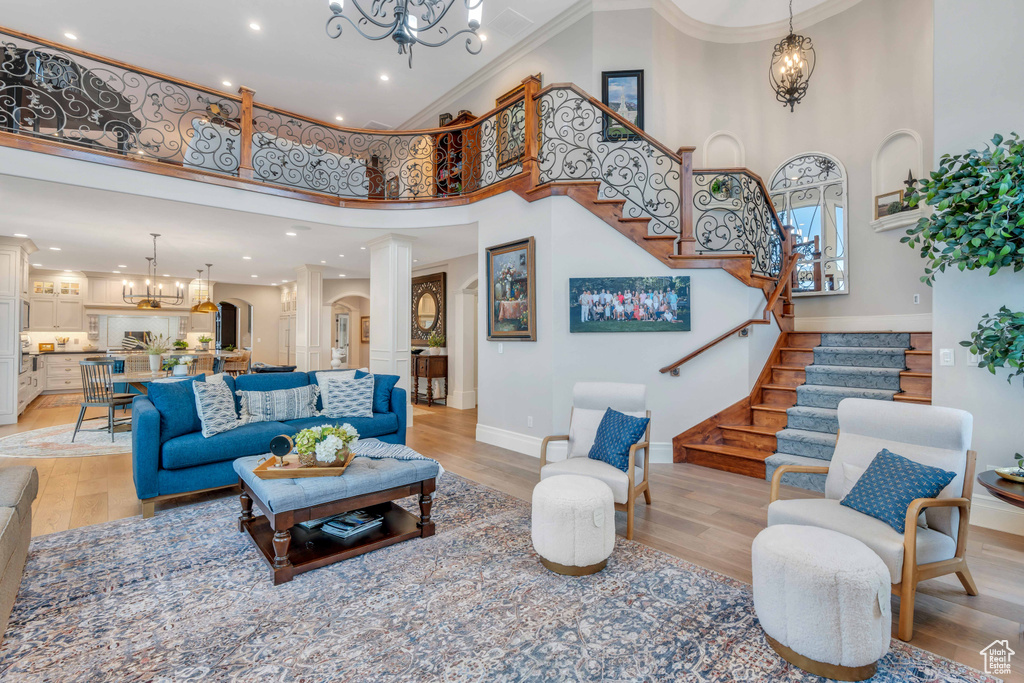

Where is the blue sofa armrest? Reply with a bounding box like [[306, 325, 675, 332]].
[[131, 396, 161, 500], [391, 386, 408, 444]]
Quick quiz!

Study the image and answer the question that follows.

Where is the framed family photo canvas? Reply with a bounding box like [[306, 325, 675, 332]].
[[486, 236, 537, 341], [569, 276, 690, 333], [601, 70, 644, 141]]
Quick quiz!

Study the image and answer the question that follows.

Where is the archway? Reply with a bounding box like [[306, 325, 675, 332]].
[[323, 290, 370, 369], [450, 276, 479, 410]]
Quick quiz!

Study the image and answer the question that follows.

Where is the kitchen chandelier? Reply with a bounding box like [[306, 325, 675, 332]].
[[121, 234, 184, 309]]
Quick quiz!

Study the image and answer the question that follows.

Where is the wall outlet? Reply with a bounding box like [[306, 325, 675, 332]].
[[257, 338, 261, 343], [913, 293, 920, 305], [498, 343, 504, 354], [939, 348, 955, 366], [527, 416, 533, 428]]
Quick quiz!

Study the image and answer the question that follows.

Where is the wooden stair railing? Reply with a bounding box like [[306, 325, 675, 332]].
[[659, 252, 801, 377]]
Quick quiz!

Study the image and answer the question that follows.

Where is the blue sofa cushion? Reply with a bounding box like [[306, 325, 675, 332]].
[[161, 421, 297, 470], [284, 413, 400, 439], [148, 374, 206, 443], [355, 371, 400, 414]]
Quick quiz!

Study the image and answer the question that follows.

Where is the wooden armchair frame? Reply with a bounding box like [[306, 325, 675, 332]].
[[769, 450, 978, 642], [540, 407, 653, 540]]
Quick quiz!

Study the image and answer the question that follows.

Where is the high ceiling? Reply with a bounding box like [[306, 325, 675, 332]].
[[0, 175, 478, 285], [668, 0, 835, 28]]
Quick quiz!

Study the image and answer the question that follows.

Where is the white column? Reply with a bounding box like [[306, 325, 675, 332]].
[[449, 288, 478, 409], [369, 234, 414, 407], [0, 237, 31, 425], [294, 264, 325, 372]]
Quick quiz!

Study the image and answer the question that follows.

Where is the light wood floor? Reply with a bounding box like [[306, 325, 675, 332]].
[[2, 398, 1023, 677]]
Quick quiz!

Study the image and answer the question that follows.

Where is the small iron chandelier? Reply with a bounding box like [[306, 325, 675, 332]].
[[326, 0, 483, 68], [122, 234, 184, 309], [191, 264, 219, 314], [769, 0, 816, 112]]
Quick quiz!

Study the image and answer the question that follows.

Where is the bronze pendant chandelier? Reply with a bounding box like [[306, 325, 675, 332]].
[[122, 234, 184, 309], [769, 0, 816, 112], [325, 0, 483, 68]]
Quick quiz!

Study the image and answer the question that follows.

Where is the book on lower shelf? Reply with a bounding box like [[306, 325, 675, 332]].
[[298, 509, 384, 539]]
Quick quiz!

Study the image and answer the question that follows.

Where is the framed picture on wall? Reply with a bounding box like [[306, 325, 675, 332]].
[[486, 236, 537, 341], [874, 190, 904, 220], [360, 316, 370, 343], [569, 276, 690, 333], [601, 70, 644, 141]]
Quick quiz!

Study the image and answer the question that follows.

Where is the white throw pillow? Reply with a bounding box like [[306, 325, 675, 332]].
[[193, 380, 244, 438], [320, 375, 374, 418]]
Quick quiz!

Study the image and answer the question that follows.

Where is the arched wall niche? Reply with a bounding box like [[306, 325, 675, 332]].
[[871, 128, 924, 231], [701, 130, 745, 168]]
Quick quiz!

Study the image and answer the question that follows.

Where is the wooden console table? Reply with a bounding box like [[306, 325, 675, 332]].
[[412, 353, 448, 406]]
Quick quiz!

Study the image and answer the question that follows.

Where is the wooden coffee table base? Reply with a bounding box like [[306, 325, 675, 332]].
[[238, 477, 436, 585]]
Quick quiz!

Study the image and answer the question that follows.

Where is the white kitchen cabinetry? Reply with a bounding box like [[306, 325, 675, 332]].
[[30, 275, 86, 331], [43, 354, 84, 392]]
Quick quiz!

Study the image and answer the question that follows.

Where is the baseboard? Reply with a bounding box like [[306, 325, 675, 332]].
[[448, 390, 477, 411], [970, 492, 1024, 536], [475, 423, 673, 463], [794, 313, 932, 332]]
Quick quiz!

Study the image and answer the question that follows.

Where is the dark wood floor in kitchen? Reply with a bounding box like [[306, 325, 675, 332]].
[[2, 398, 1022, 677]]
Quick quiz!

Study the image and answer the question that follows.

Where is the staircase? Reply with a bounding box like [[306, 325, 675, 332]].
[[674, 331, 932, 488]]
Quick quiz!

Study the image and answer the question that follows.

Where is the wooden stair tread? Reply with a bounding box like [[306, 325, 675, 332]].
[[762, 384, 797, 392], [900, 371, 932, 378], [720, 424, 778, 436], [619, 216, 652, 222], [752, 404, 789, 413], [894, 393, 931, 403], [680, 443, 772, 461], [643, 234, 677, 240], [772, 365, 806, 371], [780, 347, 815, 352], [906, 350, 932, 355], [592, 198, 626, 205]]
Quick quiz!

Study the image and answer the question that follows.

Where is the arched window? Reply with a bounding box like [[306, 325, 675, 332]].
[[769, 153, 848, 295]]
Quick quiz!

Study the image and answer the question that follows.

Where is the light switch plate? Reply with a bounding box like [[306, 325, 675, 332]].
[[967, 352, 982, 366], [939, 348, 955, 366], [498, 343, 503, 354]]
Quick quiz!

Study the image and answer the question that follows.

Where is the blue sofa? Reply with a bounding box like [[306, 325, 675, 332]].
[[132, 370, 407, 517]]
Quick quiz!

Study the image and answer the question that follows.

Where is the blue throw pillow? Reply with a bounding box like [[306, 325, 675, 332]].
[[587, 408, 649, 472], [147, 374, 206, 443], [355, 370, 399, 414], [840, 449, 957, 533]]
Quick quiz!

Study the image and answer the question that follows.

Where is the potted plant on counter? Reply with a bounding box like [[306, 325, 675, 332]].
[[163, 355, 193, 377], [198, 335, 213, 351], [173, 339, 189, 351], [145, 335, 172, 372], [427, 332, 447, 356]]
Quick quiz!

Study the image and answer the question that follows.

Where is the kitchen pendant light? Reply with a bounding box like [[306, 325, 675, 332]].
[[196, 263, 219, 313]]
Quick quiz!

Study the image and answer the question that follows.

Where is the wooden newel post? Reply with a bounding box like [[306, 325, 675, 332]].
[[237, 86, 255, 180], [677, 146, 696, 253], [521, 75, 542, 190]]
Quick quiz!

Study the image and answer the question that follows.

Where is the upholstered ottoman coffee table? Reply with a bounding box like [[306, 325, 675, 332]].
[[234, 452, 439, 585], [752, 524, 890, 681]]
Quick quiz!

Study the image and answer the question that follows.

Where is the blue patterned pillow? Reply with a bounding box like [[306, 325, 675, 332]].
[[193, 380, 244, 438], [237, 385, 319, 423], [840, 449, 956, 533], [356, 370, 399, 414], [587, 408, 650, 472], [321, 375, 374, 418]]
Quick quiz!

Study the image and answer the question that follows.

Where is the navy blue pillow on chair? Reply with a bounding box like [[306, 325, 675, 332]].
[[587, 408, 650, 473], [840, 448, 956, 533], [147, 374, 206, 443]]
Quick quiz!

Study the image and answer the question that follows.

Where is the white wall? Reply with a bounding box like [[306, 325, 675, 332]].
[[214, 283, 280, 364], [932, 0, 1024, 535]]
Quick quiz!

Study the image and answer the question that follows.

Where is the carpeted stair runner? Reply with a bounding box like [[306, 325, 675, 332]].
[[765, 332, 910, 493]]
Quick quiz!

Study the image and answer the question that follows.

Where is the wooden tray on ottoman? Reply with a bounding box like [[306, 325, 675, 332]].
[[253, 456, 353, 479]]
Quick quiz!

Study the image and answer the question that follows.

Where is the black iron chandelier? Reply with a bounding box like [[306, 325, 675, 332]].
[[122, 234, 184, 309], [769, 0, 816, 112], [326, 0, 484, 68]]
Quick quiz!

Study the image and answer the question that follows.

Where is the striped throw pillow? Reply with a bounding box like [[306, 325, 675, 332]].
[[237, 385, 319, 424], [321, 375, 374, 418]]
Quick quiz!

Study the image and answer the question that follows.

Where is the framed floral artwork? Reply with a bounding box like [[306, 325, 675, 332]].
[[486, 236, 536, 341]]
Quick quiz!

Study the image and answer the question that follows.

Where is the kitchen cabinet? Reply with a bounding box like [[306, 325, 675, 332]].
[[44, 354, 84, 392], [29, 298, 55, 329], [190, 311, 214, 334], [57, 299, 84, 330], [30, 275, 86, 330]]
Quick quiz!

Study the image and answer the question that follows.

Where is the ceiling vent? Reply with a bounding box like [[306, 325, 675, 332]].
[[362, 120, 392, 131], [489, 8, 534, 38]]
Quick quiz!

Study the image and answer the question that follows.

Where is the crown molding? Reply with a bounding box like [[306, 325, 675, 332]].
[[399, 0, 594, 129], [594, 0, 863, 44]]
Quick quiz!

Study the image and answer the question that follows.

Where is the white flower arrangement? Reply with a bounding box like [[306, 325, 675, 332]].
[[315, 434, 345, 463], [294, 423, 360, 466]]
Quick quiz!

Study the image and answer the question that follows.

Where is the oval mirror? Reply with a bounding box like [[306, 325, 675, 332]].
[[416, 292, 437, 331]]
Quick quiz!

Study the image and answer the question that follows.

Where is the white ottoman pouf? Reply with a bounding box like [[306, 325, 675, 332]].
[[531, 474, 615, 575], [752, 525, 890, 681]]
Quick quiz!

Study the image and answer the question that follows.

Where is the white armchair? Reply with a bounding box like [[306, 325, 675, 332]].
[[768, 398, 977, 642], [539, 382, 651, 540]]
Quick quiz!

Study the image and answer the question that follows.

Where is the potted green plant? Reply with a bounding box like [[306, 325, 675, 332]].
[[145, 334, 172, 372], [223, 344, 236, 353], [293, 424, 360, 468], [172, 339, 188, 350], [427, 332, 446, 356], [162, 355, 193, 377], [960, 306, 1024, 386], [197, 335, 213, 351]]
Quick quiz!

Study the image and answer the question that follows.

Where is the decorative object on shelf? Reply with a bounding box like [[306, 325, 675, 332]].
[[903, 169, 916, 192], [191, 264, 219, 313], [122, 234, 185, 309], [38, 343, 54, 353], [55, 336, 69, 350], [360, 316, 370, 343], [960, 306, 1024, 387], [427, 332, 447, 356], [145, 334, 171, 372], [569, 277, 691, 333], [995, 454, 1024, 483], [411, 273, 446, 346], [438, 112, 453, 126], [600, 70, 644, 141], [330, 347, 344, 369], [293, 424, 360, 470], [325, 0, 483, 68], [903, 132, 1024, 284], [769, 0, 815, 111], [269, 434, 294, 468], [163, 356, 193, 377], [198, 335, 213, 351], [874, 190, 904, 220], [486, 236, 536, 341], [173, 339, 189, 350]]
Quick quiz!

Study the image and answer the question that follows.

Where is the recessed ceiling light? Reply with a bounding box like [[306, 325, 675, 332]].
[[338, 254, 345, 257], [222, 80, 232, 87], [242, 256, 252, 260], [413, 259, 419, 263], [13, 233, 27, 237], [380, 74, 389, 81], [63, 269, 71, 273], [321, 260, 326, 264], [113, 270, 120, 274], [63, 32, 78, 41], [480, 34, 487, 41], [339, 274, 346, 277], [162, 273, 170, 277], [360, 246, 366, 250], [249, 22, 261, 31], [117, 265, 127, 268], [285, 232, 297, 236], [335, 115, 344, 121], [49, 247, 61, 251], [271, 282, 278, 286], [251, 274, 258, 278], [32, 263, 41, 267]]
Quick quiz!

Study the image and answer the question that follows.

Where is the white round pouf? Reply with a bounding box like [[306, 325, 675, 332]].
[[752, 525, 891, 681], [531, 474, 615, 575]]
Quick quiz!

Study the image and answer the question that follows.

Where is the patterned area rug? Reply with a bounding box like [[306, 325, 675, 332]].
[[0, 423, 131, 458], [31, 393, 85, 409], [0, 475, 997, 682]]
